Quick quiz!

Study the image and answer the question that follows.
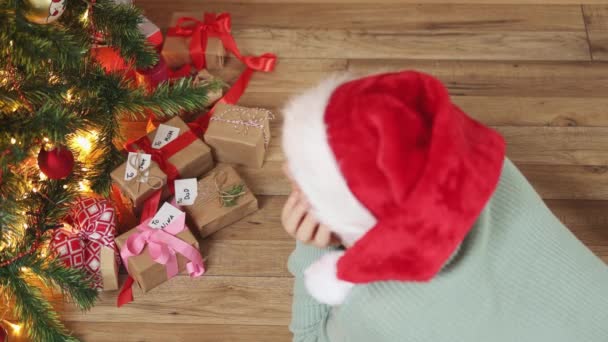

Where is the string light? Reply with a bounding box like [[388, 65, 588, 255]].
[[62, 184, 68, 189], [65, 89, 74, 102], [10, 138, 16, 144], [79, 180, 91, 192], [3, 320, 22, 336], [80, 9, 89, 23], [43, 137, 49, 143], [39, 172, 47, 181]]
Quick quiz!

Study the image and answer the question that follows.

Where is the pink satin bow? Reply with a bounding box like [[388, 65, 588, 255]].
[[120, 213, 204, 279]]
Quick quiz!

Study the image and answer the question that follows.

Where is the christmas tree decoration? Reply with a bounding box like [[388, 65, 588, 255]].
[[1, 0, 214, 339], [37, 145, 75, 180], [22, 0, 66, 25]]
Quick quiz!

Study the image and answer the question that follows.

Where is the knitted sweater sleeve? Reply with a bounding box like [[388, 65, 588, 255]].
[[288, 242, 338, 342]]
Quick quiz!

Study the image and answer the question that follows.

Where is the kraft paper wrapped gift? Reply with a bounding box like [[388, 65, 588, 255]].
[[162, 13, 225, 70], [204, 103, 273, 168], [194, 69, 224, 105], [111, 116, 214, 208], [181, 165, 258, 238], [116, 210, 203, 293]]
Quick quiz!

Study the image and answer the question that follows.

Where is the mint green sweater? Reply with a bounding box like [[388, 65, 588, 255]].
[[288, 159, 608, 342]]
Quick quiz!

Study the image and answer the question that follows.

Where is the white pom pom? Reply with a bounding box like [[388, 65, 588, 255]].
[[304, 251, 355, 306]]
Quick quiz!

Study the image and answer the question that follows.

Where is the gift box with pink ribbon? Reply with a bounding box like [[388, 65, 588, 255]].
[[51, 197, 120, 291], [116, 202, 205, 292]]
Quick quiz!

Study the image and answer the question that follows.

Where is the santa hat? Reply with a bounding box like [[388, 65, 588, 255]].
[[282, 71, 506, 305]]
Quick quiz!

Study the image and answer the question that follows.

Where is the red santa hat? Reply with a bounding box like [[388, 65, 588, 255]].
[[282, 71, 506, 305]]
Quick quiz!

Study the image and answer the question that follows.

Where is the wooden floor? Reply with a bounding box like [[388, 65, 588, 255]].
[[57, 1, 608, 341]]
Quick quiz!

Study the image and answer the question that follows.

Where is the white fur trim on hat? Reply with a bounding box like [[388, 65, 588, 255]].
[[304, 251, 355, 306], [282, 74, 377, 247]]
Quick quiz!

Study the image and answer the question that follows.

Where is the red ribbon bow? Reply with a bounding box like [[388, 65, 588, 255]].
[[51, 197, 117, 289], [167, 13, 232, 70], [165, 13, 278, 136], [125, 129, 198, 192]]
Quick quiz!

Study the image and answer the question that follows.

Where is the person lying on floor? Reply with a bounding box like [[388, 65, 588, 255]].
[[280, 71, 608, 342]]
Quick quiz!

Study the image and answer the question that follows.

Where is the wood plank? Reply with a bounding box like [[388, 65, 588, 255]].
[[140, 0, 608, 6], [454, 96, 608, 127], [202, 240, 292, 277], [347, 60, 608, 97], [147, 5, 585, 32], [237, 162, 608, 200], [227, 29, 589, 61], [583, 5, 608, 61], [497, 126, 608, 165], [62, 276, 292, 325], [66, 322, 291, 342], [520, 164, 608, 200]]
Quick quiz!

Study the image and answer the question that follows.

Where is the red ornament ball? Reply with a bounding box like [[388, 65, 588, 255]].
[[38, 145, 75, 179]]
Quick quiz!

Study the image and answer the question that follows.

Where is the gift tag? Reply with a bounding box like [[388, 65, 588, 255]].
[[125, 152, 152, 182], [152, 124, 180, 149], [148, 202, 184, 229], [175, 178, 198, 206]]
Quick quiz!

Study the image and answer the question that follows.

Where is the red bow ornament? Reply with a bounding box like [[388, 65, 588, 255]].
[[51, 197, 119, 290]]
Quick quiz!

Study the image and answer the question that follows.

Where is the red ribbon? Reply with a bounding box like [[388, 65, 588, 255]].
[[167, 12, 277, 136], [125, 129, 198, 192]]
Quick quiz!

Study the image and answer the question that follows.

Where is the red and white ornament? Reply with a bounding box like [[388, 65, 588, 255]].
[[37, 144, 74, 179]]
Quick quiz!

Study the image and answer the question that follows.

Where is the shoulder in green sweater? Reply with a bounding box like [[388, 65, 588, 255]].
[[288, 159, 608, 342]]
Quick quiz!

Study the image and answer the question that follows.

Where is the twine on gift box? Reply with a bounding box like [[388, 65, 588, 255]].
[[198, 170, 246, 207], [210, 107, 274, 149], [125, 151, 164, 194]]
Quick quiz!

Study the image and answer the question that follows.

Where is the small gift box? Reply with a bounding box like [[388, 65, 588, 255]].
[[163, 13, 226, 71], [51, 197, 120, 291], [204, 103, 273, 168], [116, 202, 205, 292], [180, 164, 258, 238], [111, 116, 214, 208], [195, 69, 224, 105]]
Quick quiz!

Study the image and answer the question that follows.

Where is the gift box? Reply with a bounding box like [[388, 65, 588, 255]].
[[51, 197, 120, 291], [204, 103, 273, 168], [163, 13, 226, 71], [181, 164, 258, 238], [111, 116, 214, 208], [116, 203, 204, 292]]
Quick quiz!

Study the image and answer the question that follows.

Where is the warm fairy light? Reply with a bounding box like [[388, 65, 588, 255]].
[[32, 187, 37, 193], [81, 10, 89, 23], [23, 223, 28, 229], [10, 137, 16, 144], [39, 172, 47, 181], [79, 180, 91, 192], [74, 135, 92, 153], [62, 184, 68, 189], [3, 320, 22, 336], [43, 137, 49, 143], [65, 89, 74, 102], [48, 74, 60, 84]]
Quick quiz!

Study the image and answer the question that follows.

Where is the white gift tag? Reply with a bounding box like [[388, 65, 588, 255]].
[[152, 124, 180, 149], [148, 202, 184, 230], [175, 178, 198, 206], [125, 152, 152, 182]]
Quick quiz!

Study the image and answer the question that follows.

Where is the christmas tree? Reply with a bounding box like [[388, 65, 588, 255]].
[[0, 0, 213, 340]]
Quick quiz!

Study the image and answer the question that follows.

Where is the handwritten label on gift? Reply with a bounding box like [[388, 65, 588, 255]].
[[148, 202, 184, 230], [125, 152, 152, 182], [175, 178, 198, 206], [152, 124, 181, 149]]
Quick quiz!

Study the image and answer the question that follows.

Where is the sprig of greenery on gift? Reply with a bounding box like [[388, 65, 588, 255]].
[[0, 0, 214, 340], [220, 184, 245, 207]]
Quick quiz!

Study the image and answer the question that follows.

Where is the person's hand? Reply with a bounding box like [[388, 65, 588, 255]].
[[281, 189, 340, 248]]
